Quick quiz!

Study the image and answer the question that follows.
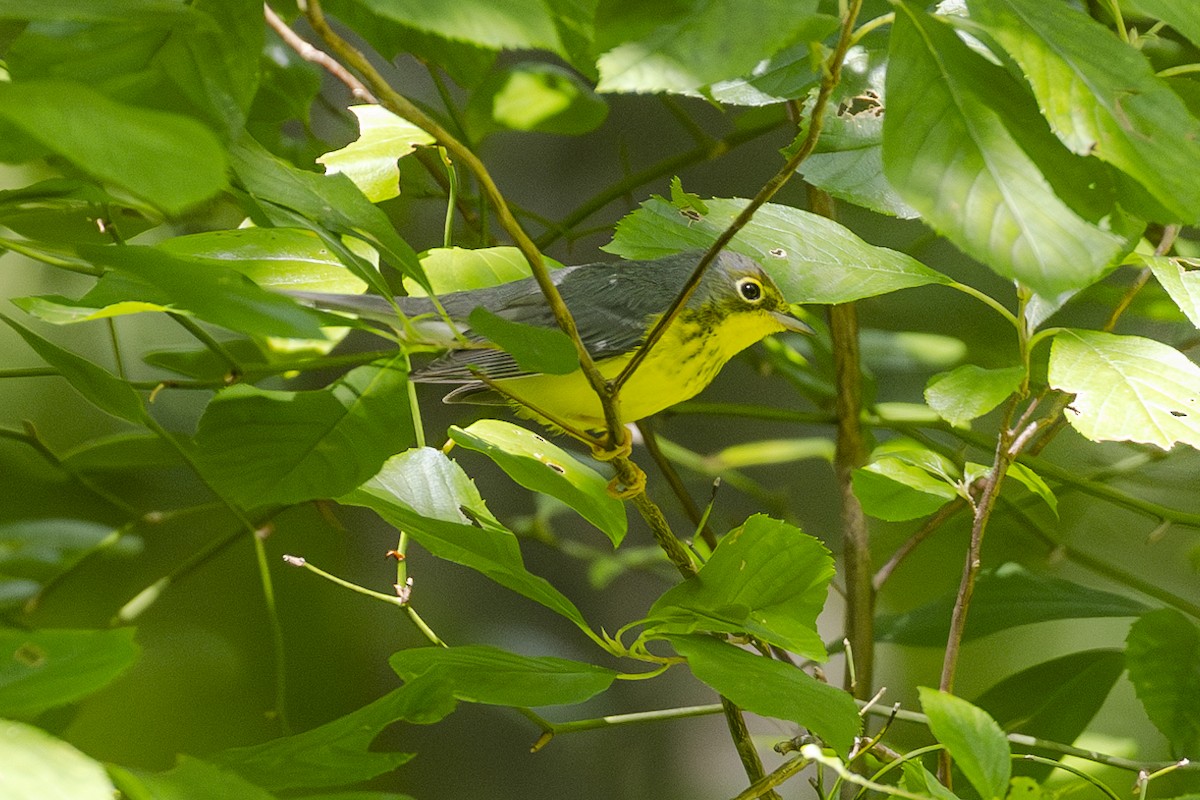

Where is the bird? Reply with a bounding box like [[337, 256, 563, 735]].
[[288, 249, 811, 436]]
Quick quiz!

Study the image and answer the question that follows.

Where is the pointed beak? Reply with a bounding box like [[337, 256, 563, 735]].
[[772, 310, 814, 335]]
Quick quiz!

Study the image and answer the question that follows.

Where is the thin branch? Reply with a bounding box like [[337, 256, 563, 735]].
[[263, 3, 375, 102], [613, 0, 864, 394], [535, 118, 787, 250], [636, 419, 717, 548]]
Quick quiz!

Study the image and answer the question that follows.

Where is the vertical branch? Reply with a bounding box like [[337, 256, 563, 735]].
[[814, 185, 874, 699]]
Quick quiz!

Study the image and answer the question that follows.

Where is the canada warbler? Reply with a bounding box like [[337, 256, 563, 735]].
[[290, 250, 811, 433]]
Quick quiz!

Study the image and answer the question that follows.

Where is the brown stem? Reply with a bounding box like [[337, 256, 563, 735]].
[[298, 0, 629, 453], [263, 3, 375, 102], [636, 420, 718, 548], [873, 499, 965, 591]]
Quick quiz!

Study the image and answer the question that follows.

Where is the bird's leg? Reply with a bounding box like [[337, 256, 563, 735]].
[[605, 459, 646, 499], [588, 425, 633, 461]]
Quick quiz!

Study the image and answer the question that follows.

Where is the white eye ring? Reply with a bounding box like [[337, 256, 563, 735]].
[[736, 277, 764, 303]]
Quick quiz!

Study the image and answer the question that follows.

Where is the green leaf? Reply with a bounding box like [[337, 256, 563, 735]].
[[316, 105, 435, 202], [1126, 608, 1200, 756], [157, 228, 370, 294], [1129, 0, 1200, 49], [406, 246, 563, 296], [975, 650, 1124, 747], [0, 627, 139, 717], [1048, 329, 1200, 451], [466, 306, 579, 376], [920, 687, 1011, 800], [348, 0, 563, 54], [213, 688, 436, 791], [144, 340, 268, 381], [966, 0, 1200, 222], [340, 448, 594, 636], [0, 79, 226, 215], [884, 3, 1129, 296], [1005, 462, 1057, 517], [0, 313, 146, 424], [852, 457, 958, 522], [798, 45, 920, 219], [112, 757, 277, 800], [0, 520, 141, 610], [925, 365, 1025, 428], [645, 515, 834, 660], [449, 420, 627, 546], [390, 645, 617, 707], [79, 245, 333, 341], [604, 197, 949, 303], [195, 355, 413, 508], [61, 433, 183, 472], [11, 293, 174, 325], [683, 23, 836, 106], [0, 719, 116, 800], [594, 1, 820, 95], [877, 563, 1148, 645], [1142, 255, 1200, 329], [902, 762, 964, 800], [467, 63, 608, 136], [667, 634, 860, 756], [230, 136, 423, 293]]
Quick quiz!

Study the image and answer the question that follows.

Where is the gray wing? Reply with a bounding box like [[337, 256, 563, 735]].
[[285, 253, 701, 388], [415, 255, 695, 386]]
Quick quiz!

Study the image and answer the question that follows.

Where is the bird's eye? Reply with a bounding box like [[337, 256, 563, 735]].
[[736, 277, 764, 303]]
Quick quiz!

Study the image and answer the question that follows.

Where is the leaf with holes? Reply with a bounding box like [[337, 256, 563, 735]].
[[449, 420, 626, 546], [1049, 329, 1200, 451], [605, 197, 948, 303], [884, 3, 1130, 296]]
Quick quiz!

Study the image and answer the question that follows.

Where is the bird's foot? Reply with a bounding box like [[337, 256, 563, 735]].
[[606, 464, 646, 499], [589, 428, 633, 461]]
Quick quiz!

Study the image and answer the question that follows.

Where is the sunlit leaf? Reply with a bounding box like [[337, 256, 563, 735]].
[[852, 457, 958, 522], [1129, 0, 1200, 49], [668, 634, 860, 756], [195, 355, 413, 508], [877, 563, 1148, 644], [80, 244, 334, 341], [0, 79, 226, 215], [884, 3, 1130, 296], [925, 365, 1025, 427], [684, 22, 835, 106], [1048, 329, 1200, 451], [967, 0, 1200, 222], [230, 136, 423, 293], [1005, 462, 1057, 517], [645, 515, 834, 660], [157, 228, 370, 294], [347, 0, 562, 54], [340, 448, 594, 636], [798, 45, 921, 218], [1142, 255, 1200, 329], [604, 197, 949, 303], [595, 0, 820, 94], [1126, 608, 1200, 756], [406, 246, 564, 296], [317, 105, 435, 202], [467, 63, 607, 136], [920, 688, 1011, 800], [449, 420, 626, 546], [466, 306, 579, 375], [0, 720, 115, 800]]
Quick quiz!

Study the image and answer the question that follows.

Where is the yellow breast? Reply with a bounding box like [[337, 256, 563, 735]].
[[491, 308, 787, 431]]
